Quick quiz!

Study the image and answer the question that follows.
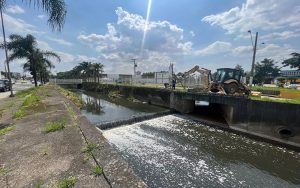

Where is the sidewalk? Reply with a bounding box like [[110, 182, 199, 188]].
[[0, 86, 146, 188]]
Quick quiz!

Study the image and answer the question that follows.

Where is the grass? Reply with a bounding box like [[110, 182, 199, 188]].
[[0, 167, 9, 176], [81, 143, 97, 160], [22, 94, 41, 108], [108, 90, 122, 99], [0, 126, 15, 136], [15, 87, 38, 98], [13, 109, 26, 119], [250, 96, 300, 104], [0, 109, 5, 118], [252, 86, 300, 93], [56, 86, 84, 108], [92, 165, 103, 176], [57, 176, 77, 188], [67, 107, 76, 119], [43, 119, 66, 134]]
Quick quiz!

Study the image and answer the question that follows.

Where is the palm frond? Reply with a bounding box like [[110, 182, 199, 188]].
[[24, 0, 66, 31]]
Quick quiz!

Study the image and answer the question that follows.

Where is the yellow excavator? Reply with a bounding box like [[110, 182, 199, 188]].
[[209, 68, 250, 95]]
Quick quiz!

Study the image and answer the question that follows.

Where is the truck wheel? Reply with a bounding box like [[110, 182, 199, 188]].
[[225, 83, 238, 94]]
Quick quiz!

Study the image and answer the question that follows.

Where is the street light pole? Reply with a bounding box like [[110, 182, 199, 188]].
[[0, 5, 14, 97], [248, 31, 258, 87]]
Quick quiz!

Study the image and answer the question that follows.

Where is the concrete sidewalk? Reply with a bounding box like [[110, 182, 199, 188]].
[[0, 86, 146, 188]]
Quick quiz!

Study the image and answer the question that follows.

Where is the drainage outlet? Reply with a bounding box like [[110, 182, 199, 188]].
[[276, 127, 294, 138]]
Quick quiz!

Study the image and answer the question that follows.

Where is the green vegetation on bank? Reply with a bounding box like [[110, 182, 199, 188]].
[[252, 86, 300, 93], [81, 143, 97, 161], [57, 176, 77, 188], [13, 109, 26, 119], [92, 165, 103, 176], [56, 86, 84, 108], [0, 126, 15, 136], [43, 119, 66, 134], [250, 96, 300, 104]]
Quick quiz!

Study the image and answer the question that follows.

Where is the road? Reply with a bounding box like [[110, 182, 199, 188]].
[[0, 81, 33, 99]]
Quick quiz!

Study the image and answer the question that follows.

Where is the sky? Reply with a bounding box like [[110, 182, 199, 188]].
[[0, 0, 300, 75]]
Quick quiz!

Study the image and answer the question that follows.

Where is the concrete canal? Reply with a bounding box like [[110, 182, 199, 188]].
[[78, 91, 300, 188]]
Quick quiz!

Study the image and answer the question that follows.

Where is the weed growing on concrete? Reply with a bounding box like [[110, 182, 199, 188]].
[[56, 86, 84, 108], [13, 109, 26, 119], [35, 182, 42, 188], [22, 94, 40, 108], [43, 119, 66, 134], [0, 109, 5, 118], [15, 87, 38, 98], [0, 126, 15, 136], [67, 107, 76, 119], [0, 167, 7, 176], [57, 176, 77, 188], [81, 143, 97, 160], [92, 165, 103, 176]]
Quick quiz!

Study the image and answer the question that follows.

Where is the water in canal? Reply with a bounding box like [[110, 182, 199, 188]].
[[80, 91, 300, 188], [80, 91, 167, 124]]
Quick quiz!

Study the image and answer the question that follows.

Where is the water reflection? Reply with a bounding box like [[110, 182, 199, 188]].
[[84, 95, 104, 115], [79, 91, 167, 124]]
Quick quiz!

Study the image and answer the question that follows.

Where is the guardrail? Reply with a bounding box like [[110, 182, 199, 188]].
[[49, 79, 83, 84]]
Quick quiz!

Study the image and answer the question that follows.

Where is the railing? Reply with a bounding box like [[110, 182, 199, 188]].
[[49, 79, 83, 84]]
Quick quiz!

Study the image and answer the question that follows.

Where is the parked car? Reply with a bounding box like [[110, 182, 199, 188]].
[[0, 79, 10, 92], [284, 83, 299, 89]]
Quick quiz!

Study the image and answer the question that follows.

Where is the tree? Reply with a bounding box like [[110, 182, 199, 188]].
[[23, 49, 60, 84], [0, 0, 66, 31], [282, 53, 300, 70], [56, 62, 104, 81], [253, 58, 280, 84], [235, 64, 244, 72], [1, 34, 60, 86]]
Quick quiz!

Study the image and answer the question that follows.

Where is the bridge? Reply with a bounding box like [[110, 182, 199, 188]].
[[49, 79, 83, 84]]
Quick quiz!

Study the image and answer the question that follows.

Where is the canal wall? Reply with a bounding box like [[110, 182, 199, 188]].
[[82, 83, 300, 149]]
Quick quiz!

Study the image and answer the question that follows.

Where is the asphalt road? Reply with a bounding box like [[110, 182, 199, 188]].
[[0, 82, 33, 99]]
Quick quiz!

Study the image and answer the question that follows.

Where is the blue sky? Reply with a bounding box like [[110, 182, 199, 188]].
[[1, 0, 300, 74]]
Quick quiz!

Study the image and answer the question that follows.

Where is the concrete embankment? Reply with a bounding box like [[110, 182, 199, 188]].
[[0, 85, 146, 188]]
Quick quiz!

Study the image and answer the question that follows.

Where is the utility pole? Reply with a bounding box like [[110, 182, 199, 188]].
[[249, 31, 258, 87], [131, 59, 137, 76], [0, 5, 14, 97]]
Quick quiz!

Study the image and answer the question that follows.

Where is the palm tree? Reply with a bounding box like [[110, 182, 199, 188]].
[[1, 34, 60, 86], [23, 49, 60, 85], [0, 0, 66, 95]]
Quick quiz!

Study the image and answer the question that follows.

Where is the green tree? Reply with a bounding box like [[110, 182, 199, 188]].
[[234, 64, 244, 72], [253, 58, 280, 84], [282, 53, 300, 70], [1, 34, 60, 86], [56, 62, 104, 81]]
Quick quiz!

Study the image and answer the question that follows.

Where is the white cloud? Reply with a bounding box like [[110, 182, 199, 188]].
[[202, 0, 300, 34], [77, 7, 195, 73], [190, 31, 195, 37], [260, 31, 300, 41], [37, 14, 45, 19], [3, 13, 40, 34], [195, 41, 232, 56], [6, 5, 25, 14], [48, 37, 73, 46]]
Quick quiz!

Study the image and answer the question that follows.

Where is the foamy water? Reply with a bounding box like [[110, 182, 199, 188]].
[[103, 115, 300, 188]]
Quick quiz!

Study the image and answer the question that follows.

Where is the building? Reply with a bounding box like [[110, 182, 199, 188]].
[[182, 66, 210, 88], [279, 70, 300, 83]]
